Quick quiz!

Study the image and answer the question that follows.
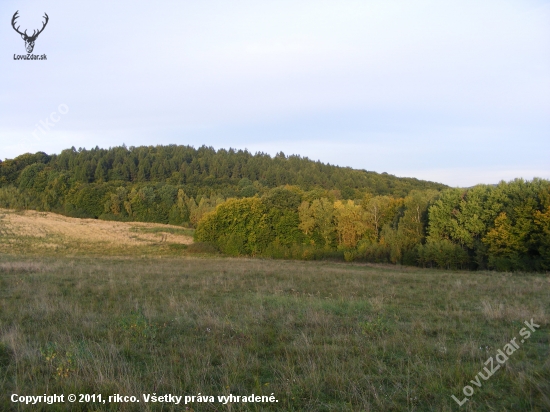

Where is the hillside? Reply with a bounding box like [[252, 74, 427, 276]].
[[0, 145, 448, 230], [0, 209, 193, 256], [0, 145, 447, 197], [1, 146, 549, 271]]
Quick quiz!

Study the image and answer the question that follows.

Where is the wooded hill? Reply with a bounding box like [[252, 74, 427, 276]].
[[0, 144, 445, 223], [1, 145, 548, 271]]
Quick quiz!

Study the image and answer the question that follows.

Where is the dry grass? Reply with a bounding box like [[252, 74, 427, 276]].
[[0, 260, 47, 273], [0, 208, 193, 256]]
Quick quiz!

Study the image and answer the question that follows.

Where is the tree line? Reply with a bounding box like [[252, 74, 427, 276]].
[[195, 180, 550, 272]]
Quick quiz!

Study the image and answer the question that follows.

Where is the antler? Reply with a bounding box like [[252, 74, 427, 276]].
[[11, 11, 49, 39], [11, 11, 26, 37], [32, 13, 49, 39]]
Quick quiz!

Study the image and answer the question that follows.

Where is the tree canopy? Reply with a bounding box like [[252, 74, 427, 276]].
[[2, 145, 547, 271], [0, 144, 446, 223]]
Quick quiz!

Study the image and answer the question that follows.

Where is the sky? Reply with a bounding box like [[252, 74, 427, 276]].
[[1, 0, 549, 187]]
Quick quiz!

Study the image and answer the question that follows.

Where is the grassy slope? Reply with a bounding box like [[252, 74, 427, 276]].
[[0, 210, 549, 411], [0, 209, 194, 257]]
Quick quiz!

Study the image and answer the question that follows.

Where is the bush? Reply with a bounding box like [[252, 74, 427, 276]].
[[186, 242, 219, 254], [416, 240, 469, 270], [356, 241, 390, 263]]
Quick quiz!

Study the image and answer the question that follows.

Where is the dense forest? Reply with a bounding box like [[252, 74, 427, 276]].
[[1, 145, 548, 271], [0, 145, 445, 224], [195, 180, 550, 272]]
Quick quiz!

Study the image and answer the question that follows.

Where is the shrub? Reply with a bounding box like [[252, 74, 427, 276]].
[[416, 240, 469, 269], [186, 242, 219, 254]]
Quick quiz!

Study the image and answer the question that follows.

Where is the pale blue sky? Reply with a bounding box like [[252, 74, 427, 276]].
[[1, 0, 549, 186]]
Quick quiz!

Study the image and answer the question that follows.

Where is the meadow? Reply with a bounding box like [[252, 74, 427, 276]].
[[0, 210, 549, 411]]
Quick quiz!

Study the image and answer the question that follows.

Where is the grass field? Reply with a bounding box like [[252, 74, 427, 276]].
[[0, 210, 549, 411], [0, 209, 194, 256]]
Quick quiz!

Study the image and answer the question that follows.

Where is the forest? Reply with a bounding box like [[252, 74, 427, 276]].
[[1, 145, 548, 271], [0, 145, 445, 223]]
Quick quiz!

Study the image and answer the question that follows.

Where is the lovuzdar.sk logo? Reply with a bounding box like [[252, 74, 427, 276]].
[[11, 10, 49, 60]]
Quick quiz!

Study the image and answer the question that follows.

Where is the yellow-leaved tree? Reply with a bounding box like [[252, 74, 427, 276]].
[[333, 200, 369, 248]]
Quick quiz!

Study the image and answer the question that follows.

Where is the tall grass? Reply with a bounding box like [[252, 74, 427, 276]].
[[0, 255, 548, 411]]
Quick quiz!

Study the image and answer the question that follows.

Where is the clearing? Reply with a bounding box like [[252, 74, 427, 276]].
[[0, 209, 194, 255]]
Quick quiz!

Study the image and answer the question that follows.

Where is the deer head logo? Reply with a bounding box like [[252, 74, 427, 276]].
[[11, 11, 49, 54]]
